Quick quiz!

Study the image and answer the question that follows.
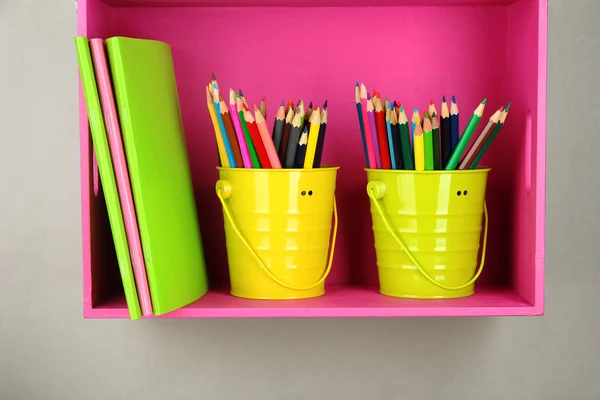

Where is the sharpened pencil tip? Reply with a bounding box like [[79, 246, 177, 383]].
[[212, 72, 216, 80], [452, 95, 456, 104], [413, 107, 419, 113], [355, 81, 359, 87], [308, 102, 313, 108], [424, 112, 429, 118], [442, 95, 447, 103], [262, 96, 266, 102], [505, 102, 512, 111], [399, 105, 404, 112], [367, 92, 371, 100], [430, 100, 434, 105], [239, 89, 244, 96], [481, 98, 487, 104], [280, 100, 285, 106], [323, 100, 328, 109]]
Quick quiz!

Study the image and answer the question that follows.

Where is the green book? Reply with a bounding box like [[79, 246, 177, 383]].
[[75, 37, 142, 320], [106, 37, 209, 315]]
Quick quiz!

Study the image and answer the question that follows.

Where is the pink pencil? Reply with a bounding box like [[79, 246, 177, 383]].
[[229, 89, 252, 168], [90, 38, 153, 316], [359, 83, 377, 168], [254, 105, 282, 168], [366, 93, 382, 169]]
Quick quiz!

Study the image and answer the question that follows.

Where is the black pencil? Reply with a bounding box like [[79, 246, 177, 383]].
[[272, 101, 286, 153], [390, 108, 403, 169], [278, 107, 295, 164], [294, 126, 309, 168], [284, 109, 303, 168], [313, 101, 328, 168], [441, 96, 451, 167]]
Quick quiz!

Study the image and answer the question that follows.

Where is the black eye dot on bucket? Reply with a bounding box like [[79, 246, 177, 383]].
[[308, 190, 313, 196], [463, 190, 468, 196], [301, 190, 306, 196], [457, 191, 462, 196]]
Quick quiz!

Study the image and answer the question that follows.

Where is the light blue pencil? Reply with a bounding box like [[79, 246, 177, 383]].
[[213, 89, 237, 168]]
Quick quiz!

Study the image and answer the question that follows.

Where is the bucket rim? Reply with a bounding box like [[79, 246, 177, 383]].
[[218, 165, 340, 172], [364, 167, 491, 174]]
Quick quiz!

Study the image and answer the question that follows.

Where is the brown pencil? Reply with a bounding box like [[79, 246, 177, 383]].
[[219, 94, 243, 167], [459, 107, 503, 169], [259, 96, 267, 119]]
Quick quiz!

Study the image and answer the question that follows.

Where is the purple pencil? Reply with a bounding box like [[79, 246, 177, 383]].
[[229, 89, 252, 168], [367, 93, 382, 169]]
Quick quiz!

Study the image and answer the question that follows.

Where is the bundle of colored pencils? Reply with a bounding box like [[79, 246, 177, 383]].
[[354, 82, 511, 171], [206, 74, 328, 169]]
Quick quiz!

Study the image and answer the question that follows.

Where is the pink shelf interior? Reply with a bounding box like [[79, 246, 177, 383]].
[[79, 0, 545, 317]]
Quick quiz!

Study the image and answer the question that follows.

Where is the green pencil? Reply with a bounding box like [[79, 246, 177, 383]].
[[445, 98, 487, 170], [431, 112, 442, 170], [423, 112, 434, 170], [470, 103, 511, 169], [398, 106, 415, 170], [237, 96, 261, 168]]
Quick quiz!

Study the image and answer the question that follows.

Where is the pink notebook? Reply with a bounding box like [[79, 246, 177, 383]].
[[90, 38, 153, 316]]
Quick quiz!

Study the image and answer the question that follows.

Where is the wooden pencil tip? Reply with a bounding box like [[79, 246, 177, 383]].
[[253, 104, 259, 111], [355, 81, 359, 87], [424, 112, 429, 119], [367, 92, 371, 100], [323, 100, 328, 109], [413, 107, 419, 113], [262, 96, 266, 101], [442, 95, 447, 103], [308, 102, 313, 108], [399, 105, 404, 112], [481, 98, 487, 104], [505, 102, 512, 111], [452, 95, 457, 104], [430, 100, 434, 105], [280, 100, 285, 106], [212, 72, 216, 80], [239, 89, 244, 96]]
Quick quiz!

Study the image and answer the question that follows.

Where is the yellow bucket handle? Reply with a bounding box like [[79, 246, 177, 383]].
[[367, 181, 488, 291], [216, 180, 338, 291]]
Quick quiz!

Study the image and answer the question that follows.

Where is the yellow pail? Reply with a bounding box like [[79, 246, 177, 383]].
[[216, 167, 339, 300], [366, 168, 490, 299]]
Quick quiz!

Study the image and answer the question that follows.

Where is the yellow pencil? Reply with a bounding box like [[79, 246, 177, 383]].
[[303, 108, 321, 168], [413, 121, 425, 171], [206, 85, 229, 167]]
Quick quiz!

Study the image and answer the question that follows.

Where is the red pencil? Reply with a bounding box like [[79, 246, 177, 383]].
[[374, 96, 391, 169], [243, 107, 272, 168]]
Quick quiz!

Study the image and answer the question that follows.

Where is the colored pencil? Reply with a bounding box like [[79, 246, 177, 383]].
[[355, 83, 370, 168], [254, 105, 282, 168], [313, 101, 328, 168], [450, 95, 459, 151], [459, 107, 502, 169], [440, 96, 451, 167], [212, 86, 237, 167], [385, 105, 396, 170], [294, 126, 308, 168], [304, 108, 321, 168], [278, 107, 295, 164], [423, 112, 434, 170], [375, 96, 391, 169], [219, 94, 243, 167], [206, 85, 230, 167], [428, 100, 437, 118], [431, 111, 441, 170], [367, 93, 382, 168], [411, 108, 420, 151], [237, 97, 261, 168], [389, 107, 403, 170], [445, 98, 486, 170], [413, 120, 425, 171], [272, 101, 286, 154], [359, 83, 377, 168], [229, 89, 252, 168], [399, 106, 414, 170], [305, 101, 314, 122], [284, 109, 303, 168], [470, 103, 511, 169], [239, 89, 249, 109], [259, 96, 267, 119], [244, 107, 271, 168]]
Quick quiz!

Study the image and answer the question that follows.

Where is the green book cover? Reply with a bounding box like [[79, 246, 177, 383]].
[[75, 37, 142, 320], [106, 36, 209, 315]]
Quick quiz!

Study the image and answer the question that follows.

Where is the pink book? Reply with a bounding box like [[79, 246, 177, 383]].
[[90, 38, 153, 316]]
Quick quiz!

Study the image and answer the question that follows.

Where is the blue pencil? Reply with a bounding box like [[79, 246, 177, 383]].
[[355, 82, 370, 168], [213, 89, 237, 168], [385, 102, 396, 170], [450, 95, 459, 151]]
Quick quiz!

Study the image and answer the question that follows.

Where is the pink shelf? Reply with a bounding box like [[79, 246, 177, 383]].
[[89, 286, 539, 318], [78, 0, 546, 318]]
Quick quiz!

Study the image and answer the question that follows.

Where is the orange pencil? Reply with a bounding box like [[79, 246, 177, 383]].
[[254, 105, 281, 168]]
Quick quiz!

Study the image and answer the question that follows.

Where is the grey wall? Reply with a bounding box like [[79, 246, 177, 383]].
[[1, 0, 599, 399]]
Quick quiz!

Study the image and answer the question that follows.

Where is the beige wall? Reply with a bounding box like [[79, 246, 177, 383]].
[[1, 1, 599, 399]]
